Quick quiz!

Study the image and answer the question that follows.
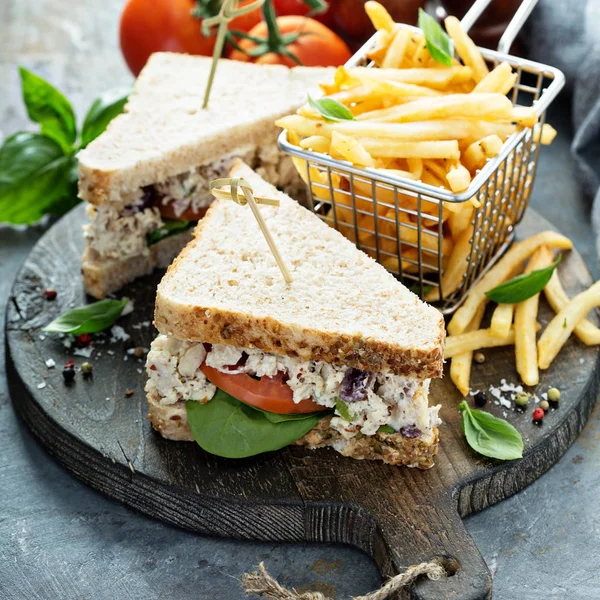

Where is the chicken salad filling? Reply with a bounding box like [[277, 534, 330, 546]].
[[85, 146, 301, 261], [146, 335, 441, 440]]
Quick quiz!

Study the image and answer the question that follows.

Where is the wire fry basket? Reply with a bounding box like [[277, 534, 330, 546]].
[[278, 0, 565, 313]]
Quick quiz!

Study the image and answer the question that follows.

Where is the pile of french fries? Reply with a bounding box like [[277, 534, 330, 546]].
[[444, 231, 600, 395], [276, 1, 557, 298]]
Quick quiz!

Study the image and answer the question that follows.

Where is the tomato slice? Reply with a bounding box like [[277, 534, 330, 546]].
[[157, 200, 209, 222], [200, 364, 323, 414]]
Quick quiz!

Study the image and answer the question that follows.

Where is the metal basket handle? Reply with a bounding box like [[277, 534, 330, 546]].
[[460, 0, 539, 53]]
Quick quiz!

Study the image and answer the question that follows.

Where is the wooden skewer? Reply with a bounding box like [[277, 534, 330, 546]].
[[210, 178, 293, 284]]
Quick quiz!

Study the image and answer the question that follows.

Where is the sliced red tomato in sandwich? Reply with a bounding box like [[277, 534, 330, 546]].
[[157, 200, 209, 222], [200, 364, 323, 414]]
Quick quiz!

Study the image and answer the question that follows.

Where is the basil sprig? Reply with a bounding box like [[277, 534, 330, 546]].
[[486, 256, 562, 303], [308, 95, 355, 122], [418, 9, 454, 67], [458, 401, 523, 460], [43, 298, 129, 335], [147, 219, 194, 246], [0, 68, 129, 225], [186, 390, 325, 458]]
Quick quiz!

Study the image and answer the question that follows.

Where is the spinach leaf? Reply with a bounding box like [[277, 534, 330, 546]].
[[43, 298, 129, 335], [261, 410, 328, 423], [0, 133, 72, 224], [458, 401, 523, 460], [418, 9, 454, 67], [147, 219, 194, 245], [19, 67, 76, 151], [186, 390, 323, 458], [308, 95, 355, 122], [486, 256, 562, 303], [80, 88, 130, 148]]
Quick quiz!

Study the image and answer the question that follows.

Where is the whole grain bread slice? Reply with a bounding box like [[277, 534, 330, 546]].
[[77, 54, 332, 206], [154, 160, 445, 378]]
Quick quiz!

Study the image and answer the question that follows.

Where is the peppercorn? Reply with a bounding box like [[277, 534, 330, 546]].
[[133, 346, 145, 358], [64, 359, 75, 369], [514, 391, 529, 408], [547, 387, 561, 404], [473, 391, 487, 407], [76, 333, 92, 347], [474, 352, 486, 364], [42, 289, 57, 301], [532, 407, 544, 423], [539, 400, 550, 411], [81, 362, 93, 377], [62, 366, 76, 383]]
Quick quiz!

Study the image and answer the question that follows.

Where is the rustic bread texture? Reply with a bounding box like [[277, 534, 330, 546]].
[[145, 396, 439, 468], [78, 54, 332, 205], [155, 160, 445, 378], [82, 230, 193, 298]]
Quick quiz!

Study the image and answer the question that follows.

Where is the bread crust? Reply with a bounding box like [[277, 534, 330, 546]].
[[146, 396, 439, 468], [82, 230, 192, 299]]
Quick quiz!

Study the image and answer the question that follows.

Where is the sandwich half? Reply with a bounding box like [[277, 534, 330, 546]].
[[77, 53, 332, 299], [145, 160, 445, 468]]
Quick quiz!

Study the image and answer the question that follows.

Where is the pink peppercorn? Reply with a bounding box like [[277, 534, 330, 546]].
[[532, 407, 544, 422], [76, 333, 92, 347]]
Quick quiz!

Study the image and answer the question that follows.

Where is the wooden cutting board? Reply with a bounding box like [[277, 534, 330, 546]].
[[6, 205, 599, 600]]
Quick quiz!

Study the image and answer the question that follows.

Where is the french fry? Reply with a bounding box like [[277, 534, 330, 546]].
[[299, 135, 330, 153], [356, 93, 513, 124], [444, 16, 489, 83], [490, 303, 514, 338], [445, 328, 516, 359], [406, 157, 423, 179], [360, 139, 460, 159], [479, 134, 503, 158], [276, 115, 333, 138], [511, 106, 538, 127], [450, 302, 487, 396], [448, 231, 573, 335], [330, 131, 376, 167], [538, 280, 600, 369], [365, 0, 395, 32], [426, 223, 473, 301], [514, 247, 554, 386], [543, 265, 600, 346], [382, 28, 412, 68], [447, 203, 474, 238], [446, 162, 471, 192], [472, 62, 517, 95], [349, 66, 474, 89], [533, 123, 557, 145], [462, 134, 503, 172]]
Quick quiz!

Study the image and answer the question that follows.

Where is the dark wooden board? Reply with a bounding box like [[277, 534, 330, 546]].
[[6, 204, 600, 600]]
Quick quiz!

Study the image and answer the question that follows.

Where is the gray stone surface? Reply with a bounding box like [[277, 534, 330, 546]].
[[1, 1, 599, 599]]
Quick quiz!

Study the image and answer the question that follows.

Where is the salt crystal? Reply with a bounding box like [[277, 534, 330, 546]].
[[502, 411, 508, 418], [499, 397, 511, 409], [137, 368, 143, 374], [73, 347, 94, 358], [37, 382, 46, 390], [110, 325, 130, 343], [63, 338, 73, 349], [132, 321, 151, 330], [45, 358, 56, 369], [107, 350, 115, 356], [39, 334, 46, 341]]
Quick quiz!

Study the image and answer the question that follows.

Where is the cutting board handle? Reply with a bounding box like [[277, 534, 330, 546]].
[[368, 488, 492, 600]]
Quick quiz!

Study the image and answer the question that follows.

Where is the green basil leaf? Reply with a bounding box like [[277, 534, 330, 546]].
[[378, 425, 395, 434], [458, 401, 523, 460], [308, 95, 355, 122], [0, 132, 73, 224], [147, 219, 194, 246], [485, 256, 561, 303], [19, 67, 76, 151], [335, 397, 355, 421], [43, 298, 129, 335], [418, 9, 454, 67], [80, 88, 130, 149], [186, 390, 322, 458]]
